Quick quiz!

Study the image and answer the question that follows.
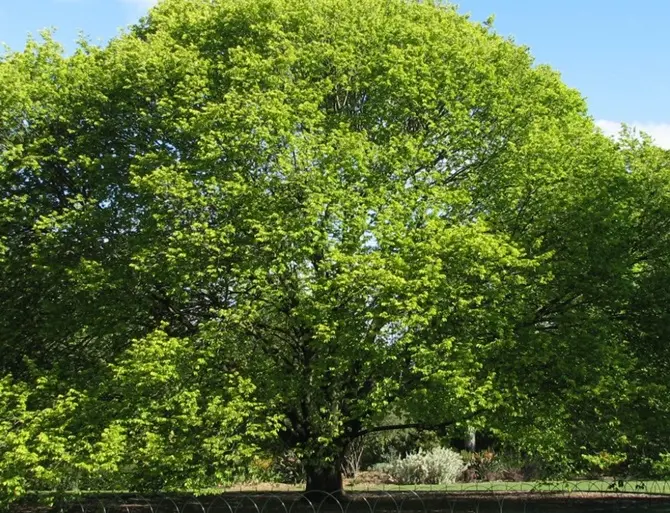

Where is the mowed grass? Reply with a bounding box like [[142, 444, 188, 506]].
[[28, 480, 670, 500], [205, 480, 670, 495]]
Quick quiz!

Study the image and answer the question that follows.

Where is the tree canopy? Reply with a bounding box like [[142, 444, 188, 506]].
[[1, 0, 669, 502]]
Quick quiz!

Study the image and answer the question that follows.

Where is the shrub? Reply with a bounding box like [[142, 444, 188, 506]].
[[461, 450, 528, 482], [581, 451, 628, 477], [360, 414, 440, 470], [462, 450, 496, 481], [269, 450, 305, 484], [380, 447, 466, 484], [652, 453, 670, 479]]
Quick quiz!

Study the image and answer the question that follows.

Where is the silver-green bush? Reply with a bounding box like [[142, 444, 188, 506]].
[[381, 447, 467, 484]]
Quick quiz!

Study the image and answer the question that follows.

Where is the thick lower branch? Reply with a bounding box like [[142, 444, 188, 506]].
[[353, 409, 485, 439]]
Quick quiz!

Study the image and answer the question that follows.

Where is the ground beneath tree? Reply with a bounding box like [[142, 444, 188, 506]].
[[13, 486, 670, 513]]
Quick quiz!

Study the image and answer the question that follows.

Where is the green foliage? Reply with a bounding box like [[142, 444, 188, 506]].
[[359, 414, 440, 469], [1, 0, 670, 502], [106, 328, 278, 490], [268, 452, 306, 485], [652, 453, 670, 479], [0, 375, 116, 504], [0, 330, 276, 505], [581, 452, 627, 476]]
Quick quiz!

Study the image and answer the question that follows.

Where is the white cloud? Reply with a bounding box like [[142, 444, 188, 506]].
[[596, 119, 670, 150]]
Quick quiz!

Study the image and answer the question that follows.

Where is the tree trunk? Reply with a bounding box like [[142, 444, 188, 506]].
[[305, 460, 344, 499], [465, 426, 476, 452]]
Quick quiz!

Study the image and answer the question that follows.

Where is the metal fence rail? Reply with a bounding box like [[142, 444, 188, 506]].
[[50, 482, 670, 513]]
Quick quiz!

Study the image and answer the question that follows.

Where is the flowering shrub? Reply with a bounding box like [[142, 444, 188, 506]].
[[381, 447, 466, 484]]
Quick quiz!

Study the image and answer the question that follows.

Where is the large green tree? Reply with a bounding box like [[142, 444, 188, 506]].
[[1, 0, 669, 499]]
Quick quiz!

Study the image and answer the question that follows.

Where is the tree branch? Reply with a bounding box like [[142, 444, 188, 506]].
[[352, 409, 485, 439]]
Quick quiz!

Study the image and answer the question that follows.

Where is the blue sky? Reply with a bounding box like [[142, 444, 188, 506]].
[[1, 0, 669, 147]]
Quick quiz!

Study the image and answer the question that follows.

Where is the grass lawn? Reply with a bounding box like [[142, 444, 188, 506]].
[[16, 482, 670, 513], [203, 480, 670, 495]]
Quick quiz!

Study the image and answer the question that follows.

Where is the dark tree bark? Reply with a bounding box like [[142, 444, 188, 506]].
[[305, 457, 345, 498]]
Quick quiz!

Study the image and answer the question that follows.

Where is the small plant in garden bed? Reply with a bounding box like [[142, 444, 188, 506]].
[[375, 447, 466, 485], [460, 450, 529, 482]]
